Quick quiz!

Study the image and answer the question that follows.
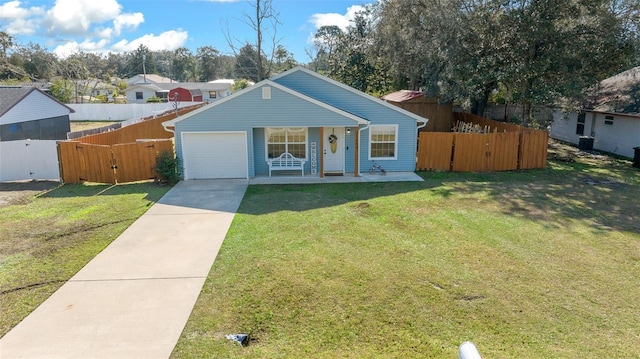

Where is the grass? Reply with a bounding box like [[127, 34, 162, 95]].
[[0, 181, 172, 337], [69, 121, 119, 132], [171, 152, 639, 358]]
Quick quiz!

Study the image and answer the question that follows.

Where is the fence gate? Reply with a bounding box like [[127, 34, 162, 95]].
[[58, 140, 173, 184]]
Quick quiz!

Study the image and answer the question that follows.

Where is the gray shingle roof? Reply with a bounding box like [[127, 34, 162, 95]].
[[0, 86, 32, 117]]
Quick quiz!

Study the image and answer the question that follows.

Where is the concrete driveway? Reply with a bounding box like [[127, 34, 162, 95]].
[[0, 180, 248, 359]]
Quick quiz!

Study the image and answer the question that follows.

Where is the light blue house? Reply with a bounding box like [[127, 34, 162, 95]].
[[163, 67, 427, 179]]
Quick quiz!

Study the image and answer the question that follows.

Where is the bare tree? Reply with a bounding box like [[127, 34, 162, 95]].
[[224, 0, 282, 81]]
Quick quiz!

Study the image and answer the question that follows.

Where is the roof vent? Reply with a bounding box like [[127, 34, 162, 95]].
[[262, 86, 271, 100]]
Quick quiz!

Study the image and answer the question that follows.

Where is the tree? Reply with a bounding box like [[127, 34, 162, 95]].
[[225, 0, 283, 81], [325, 7, 392, 95], [372, 0, 640, 118], [235, 43, 262, 82], [18, 43, 58, 80], [172, 47, 196, 82], [314, 25, 342, 66], [197, 46, 220, 81], [0, 30, 15, 61], [58, 56, 90, 103], [126, 45, 157, 78], [49, 79, 74, 103], [272, 45, 297, 74]]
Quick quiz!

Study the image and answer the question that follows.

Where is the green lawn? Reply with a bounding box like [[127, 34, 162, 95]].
[[0, 182, 172, 336], [172, 157, 639, 358]]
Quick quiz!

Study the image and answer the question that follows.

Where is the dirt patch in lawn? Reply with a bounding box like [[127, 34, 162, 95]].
[[0, 181, 61, 207]]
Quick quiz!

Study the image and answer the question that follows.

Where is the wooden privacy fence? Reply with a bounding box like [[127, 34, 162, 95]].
[[58, 103, 204, 184], [76, 104, 204, 145], [416, 113, 548, 172], [58, 140, 173, 184]]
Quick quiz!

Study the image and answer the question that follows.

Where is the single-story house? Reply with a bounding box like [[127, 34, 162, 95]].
[[550, 66, 640, 158], [162, 66, 428, 180], [125, 82, 232, 104], [0, 86, 74, 141]]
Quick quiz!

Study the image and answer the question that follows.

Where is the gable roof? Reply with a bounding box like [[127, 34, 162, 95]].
[[0, 86, 75, 117], [126, 74, 176, 84], [271, 67, 428, 124], [584, 66, 640, 116], [163, 79, 369, 128]]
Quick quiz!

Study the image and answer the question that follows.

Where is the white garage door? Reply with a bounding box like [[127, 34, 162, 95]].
[[182, 132, 248, 179]]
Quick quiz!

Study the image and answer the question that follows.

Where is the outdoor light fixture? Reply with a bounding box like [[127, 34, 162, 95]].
[[346, 128, 351, 134]]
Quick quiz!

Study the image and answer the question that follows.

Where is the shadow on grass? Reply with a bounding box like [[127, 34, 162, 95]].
[[37, 181, 171, 203], [239, 158, 639, 235]]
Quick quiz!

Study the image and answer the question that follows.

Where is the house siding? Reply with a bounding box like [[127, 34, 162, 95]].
[[126, 88, 158, 104], [274, 71, 419, 171], [174, 84, 368, 176], [1, 91, 71, 125], [550, 110, 597, 145], [591, 113, 639, 158]]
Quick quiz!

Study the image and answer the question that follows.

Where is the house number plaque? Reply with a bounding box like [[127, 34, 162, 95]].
[[310, 142, 317, 175]]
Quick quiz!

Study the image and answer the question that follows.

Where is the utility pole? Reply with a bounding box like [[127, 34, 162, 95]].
[[142, 54, 147, 83]]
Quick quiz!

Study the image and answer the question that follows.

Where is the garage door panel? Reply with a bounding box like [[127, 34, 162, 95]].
[[182, 132, 248, 179]]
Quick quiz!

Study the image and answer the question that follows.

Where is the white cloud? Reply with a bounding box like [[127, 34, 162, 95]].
[[113, 12, 144, 36], [53, 38, 111, 58], [45, 0, 122, 35], [111, 30, 189, 52], [309, 5, 367, 31], [0, 1, 45, 35]]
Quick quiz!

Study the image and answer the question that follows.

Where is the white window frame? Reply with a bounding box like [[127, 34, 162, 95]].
[[604, 115, 614, 125], [368, 125, 398, 160], [264, 127, 308, 160]]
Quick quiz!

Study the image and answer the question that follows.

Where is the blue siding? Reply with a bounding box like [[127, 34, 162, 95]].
[[274, 71, 419, 172], [253, 128, 267, 175], [175, 69, 422, 177], [175, 84, 366, 177]]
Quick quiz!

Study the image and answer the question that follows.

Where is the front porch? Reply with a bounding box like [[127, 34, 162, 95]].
[[248, 172, 423, 185]]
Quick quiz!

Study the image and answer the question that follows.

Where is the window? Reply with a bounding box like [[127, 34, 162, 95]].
[[266, 128, 307, 159], [369, 125, 397, 159], [604, 115, 614, 125], [576, 113, 585, 135], [135, 92, 143, 100], [209, 91, 217, 99]]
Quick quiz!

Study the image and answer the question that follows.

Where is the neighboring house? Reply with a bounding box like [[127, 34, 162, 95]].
[[382, 90, 453, 132], [0, 86, 74, 141], [125, 82, 232, 103], [125, 83, 169, 103], [551, 66, 640, 158], [162, 66, 428, 180]]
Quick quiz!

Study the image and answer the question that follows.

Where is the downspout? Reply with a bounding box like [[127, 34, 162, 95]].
[[357, 123, 370, 177], [417, 118, 428, 131], [416, 119, 428, 165]]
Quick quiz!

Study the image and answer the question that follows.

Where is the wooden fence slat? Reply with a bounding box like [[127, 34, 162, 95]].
[[519, 131, 548, 169], [417, 113, 547, 172], [488, 132, 519, 171], [452, 133, 490, 171], [417, 132, 454, 170]]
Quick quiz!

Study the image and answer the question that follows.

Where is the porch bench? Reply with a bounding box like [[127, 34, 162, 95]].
[[268, 152, 306, 177]]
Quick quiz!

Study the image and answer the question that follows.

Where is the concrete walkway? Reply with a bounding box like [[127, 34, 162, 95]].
[[0, 180, 248, 359]]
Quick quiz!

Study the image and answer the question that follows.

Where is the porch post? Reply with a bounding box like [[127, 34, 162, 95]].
[[354, 127, 360, 177], [319, 127, 325, 178]]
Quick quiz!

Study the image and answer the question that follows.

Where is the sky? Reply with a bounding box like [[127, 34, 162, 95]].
[[0, 0, 375, 62]]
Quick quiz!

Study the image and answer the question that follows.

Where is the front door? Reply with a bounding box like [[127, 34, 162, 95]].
[[323, 127, 345, 174]]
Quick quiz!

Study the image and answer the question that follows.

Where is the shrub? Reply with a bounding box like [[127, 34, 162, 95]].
[[146, 95, 164, 103], [155, 150, 181, 185]]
